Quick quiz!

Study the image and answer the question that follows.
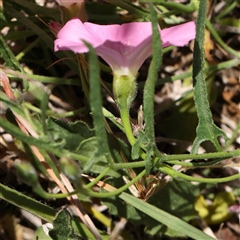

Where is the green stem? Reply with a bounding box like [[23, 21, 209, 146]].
[[155, 0, 197, 13], [159, 150, 240, 162], [47, 107, 85, 118], [0, 65, 80, 86], [166, 158, 223, 167], [86, 170, 146, 198], [120, 106, 136, 146], [160, 164, 240, 183], [213, 1, 237, 20], [2, 113, 239, 172], [104, 0, 149, 18], [84, 167, 110, 189], [34, 184, 77, 199], [16, 38, 40, 61], [225, 121, 240, 150], [113, 149, 240, 169], [206, 19, 239, 57], [119, 105, 150, 164]]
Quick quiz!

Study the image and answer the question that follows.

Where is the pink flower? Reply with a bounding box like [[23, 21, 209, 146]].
[[54, 19, 195, 79]]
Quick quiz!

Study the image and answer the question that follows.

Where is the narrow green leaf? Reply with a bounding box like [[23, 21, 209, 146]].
[[0, 183, 56, 222], [142, 4, 163, 173], [2, 69, 81, 86], [84, 42, 114, 168], [0, 35, 22, 71], [120, 192, 215, 240], [192, 0, 227, 153]]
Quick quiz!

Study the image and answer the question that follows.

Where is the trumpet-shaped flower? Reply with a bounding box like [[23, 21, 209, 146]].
[[54, 19, 195, 80]]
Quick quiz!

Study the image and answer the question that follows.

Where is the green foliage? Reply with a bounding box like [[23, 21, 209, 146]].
[[142, 4, 163, 173], [49, 209, 84, 240], [192, 0, 228, 153], [120, 191, 215, 240], [0, 183, 56, 223], [0, 0, 239, 239], [103, 179, 212, 238], [35, 227, 53, 240], [0, 35, 22, 71], [47, 119, 94, 151], [85, 41, 114, 170]]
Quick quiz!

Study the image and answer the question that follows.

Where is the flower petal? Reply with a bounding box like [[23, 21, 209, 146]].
[[161, 21, 195, 47], [54, 19, 101, 53]]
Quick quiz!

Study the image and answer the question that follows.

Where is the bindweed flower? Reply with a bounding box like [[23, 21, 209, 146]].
[[54, 19, 195, 108], [56, 0, 87, 23], [55, 19, 195, 81]]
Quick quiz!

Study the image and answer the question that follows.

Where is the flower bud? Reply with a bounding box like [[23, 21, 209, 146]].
[[49, 21, 63, 36], [59, 157, 81, 182], [15, 162, 38, 187]]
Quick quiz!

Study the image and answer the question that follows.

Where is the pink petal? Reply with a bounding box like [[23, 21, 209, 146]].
[[54, 19, 101, 53], [161, 22, 196, 47]]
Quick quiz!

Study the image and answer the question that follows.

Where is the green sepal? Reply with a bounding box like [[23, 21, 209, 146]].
[[113, 75, 137, 109]]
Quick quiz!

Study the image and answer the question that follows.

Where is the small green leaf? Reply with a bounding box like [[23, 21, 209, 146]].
[[49, 209, 84, 240], [47, 119, 94, 152], [59, 157, 82, 182]]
